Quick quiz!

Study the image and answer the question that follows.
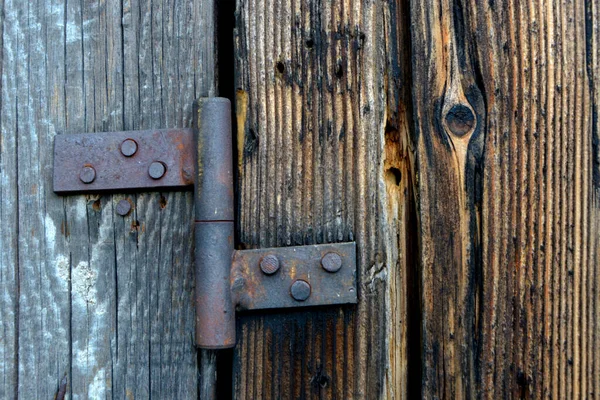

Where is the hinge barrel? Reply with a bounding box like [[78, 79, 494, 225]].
[[194, 98, 235, 221], [194, 98, 236, 349]]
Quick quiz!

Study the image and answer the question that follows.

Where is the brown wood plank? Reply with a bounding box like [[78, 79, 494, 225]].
[[233, 0, 415, 398], [588, 0, 600, 397], [410, 0, 600, 397], [0, 0, 218, 398]]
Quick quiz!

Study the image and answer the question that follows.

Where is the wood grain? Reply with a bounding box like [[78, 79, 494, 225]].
[[0, 0, 217, 398], [410, 0, 600, 397], [589, 1, 600, 398], [233, 0, 415, 398]]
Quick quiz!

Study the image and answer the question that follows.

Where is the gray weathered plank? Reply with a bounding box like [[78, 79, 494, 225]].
[[12, 0, 71, 398], [0, 0, 17, 398], [0, 0, 217, 398]]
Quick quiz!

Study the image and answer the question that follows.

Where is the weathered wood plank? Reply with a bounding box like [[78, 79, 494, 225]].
[[233, 0, 415, 398], [588, 0, 600, 396], [0, 0, 218, 398], [410, 0, 600, 397], [0, 0, 17, 398], [11, 0, 72, 398]]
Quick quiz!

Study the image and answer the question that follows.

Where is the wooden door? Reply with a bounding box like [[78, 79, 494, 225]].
[[1, 0, 599, 399]]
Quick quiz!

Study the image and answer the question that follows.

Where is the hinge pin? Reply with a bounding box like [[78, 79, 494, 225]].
[[194, 98, 236, 349]]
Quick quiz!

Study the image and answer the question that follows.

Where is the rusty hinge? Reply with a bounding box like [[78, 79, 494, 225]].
[[53, 98, 358, 349]]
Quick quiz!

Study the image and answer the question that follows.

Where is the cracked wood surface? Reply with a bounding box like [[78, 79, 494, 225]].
[[0, 0, 217, 398]]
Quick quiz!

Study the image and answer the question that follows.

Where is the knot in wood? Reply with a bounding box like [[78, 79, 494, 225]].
[[444, 104, 475, 137]]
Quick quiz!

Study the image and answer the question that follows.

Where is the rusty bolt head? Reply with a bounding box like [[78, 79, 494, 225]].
[[260, 254, 280, 275], [321, 252, 342, 273], [79, 165, 96, 184], [148, 161, 166, 179], [290, 280, 311, 301], [120, 139, 138, 157], [116, 199, 132, 216]]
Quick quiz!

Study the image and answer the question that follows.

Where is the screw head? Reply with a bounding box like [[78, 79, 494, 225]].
[[116, 199, 132, 216], [79, 165, 96, 184], [148, 161, 166, 179], [290, 280, 311, 301], [120, 139, 138, 157], [260, 255, 280, 275], [321, 252, 342, 272]]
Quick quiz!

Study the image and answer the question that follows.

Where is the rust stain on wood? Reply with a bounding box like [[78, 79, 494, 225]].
[[236, 89, 249, 172], [54, 375, 67, 400]]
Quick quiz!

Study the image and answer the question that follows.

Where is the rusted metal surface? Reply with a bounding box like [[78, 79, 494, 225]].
[[53, 128, 194, 194], [193, 98, 235, 349], [230, 242, 357, 311], [195, 222, 236, 349], [193, 98, 234, 221]]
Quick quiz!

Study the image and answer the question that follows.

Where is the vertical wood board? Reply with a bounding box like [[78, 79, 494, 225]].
[[233, 0, 416, 398], [409, 0, 600, 397], [0, 0, 217, 398]]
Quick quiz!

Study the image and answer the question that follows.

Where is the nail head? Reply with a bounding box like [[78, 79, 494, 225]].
[[120, 139, 138, 157], [79, 165, 96, 184], [260, 255, 280, 275], [148, 161, 166, 179], [116, 199, 132, 216], [321, 252, 342, 273], [290, 280, 311, 301]]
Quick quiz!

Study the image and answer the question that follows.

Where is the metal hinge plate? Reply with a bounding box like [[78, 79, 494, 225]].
[[53, 128, 195, 194], [231, 242, 357, 311]]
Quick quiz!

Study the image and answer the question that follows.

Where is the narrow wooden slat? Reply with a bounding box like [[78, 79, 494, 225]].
[[587, 0, 600, 398], [410, 0, 600, 397], [233, 0, 415, 397], [0, 0, 18, 398], [11, 0, 71, 397]]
